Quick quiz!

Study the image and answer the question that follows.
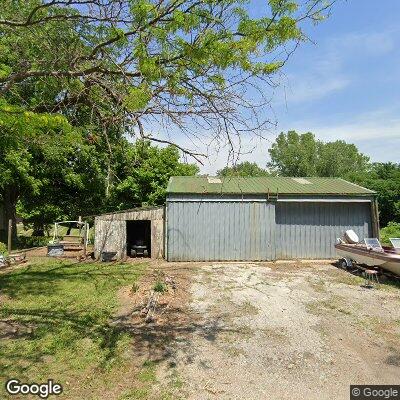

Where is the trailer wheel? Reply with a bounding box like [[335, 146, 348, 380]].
[[339, 258, 348, 269], [143, 250, 148, 257], [131, 249, 137, 257]]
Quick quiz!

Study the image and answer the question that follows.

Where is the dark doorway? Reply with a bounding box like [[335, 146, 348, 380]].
[[126, 220, 151, 257]]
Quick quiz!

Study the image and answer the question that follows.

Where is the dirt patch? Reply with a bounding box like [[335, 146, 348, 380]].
[[91, 261, 400, 399], [105, 262, 203, 398], [0, 320, 34, 340], [151, 262, 400, 400]]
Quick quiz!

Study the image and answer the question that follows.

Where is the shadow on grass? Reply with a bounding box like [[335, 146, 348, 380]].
[[0, 261, 144, 381], [0, 305, 241, 382], [109, 307, 246, 367], [0, 261, 141, 298], [0, 260, 238, 386]]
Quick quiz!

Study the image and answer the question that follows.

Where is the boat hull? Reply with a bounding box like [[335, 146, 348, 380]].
[[335, 243, 400, 276]]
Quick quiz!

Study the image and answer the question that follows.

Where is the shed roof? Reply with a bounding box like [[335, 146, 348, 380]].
[[167, 176, 375, 196], [93, 206, 164, 218]]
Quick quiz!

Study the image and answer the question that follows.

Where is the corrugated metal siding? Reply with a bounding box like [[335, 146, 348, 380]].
[[275, 202, 371, 259], [167, 201, 275, 261]]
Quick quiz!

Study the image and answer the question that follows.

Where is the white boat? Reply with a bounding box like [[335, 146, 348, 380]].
[[335, 232, 400, 276]]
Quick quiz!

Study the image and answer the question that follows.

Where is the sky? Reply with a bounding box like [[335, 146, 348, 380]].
[[173, 0, 400, 174]]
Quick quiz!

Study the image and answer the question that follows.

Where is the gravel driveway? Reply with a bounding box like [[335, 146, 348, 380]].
[[164, 262, 400, 400]]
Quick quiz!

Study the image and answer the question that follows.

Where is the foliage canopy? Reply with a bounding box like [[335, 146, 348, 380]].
[[217, 161, 269, 177], [267, 131, 370, 177]]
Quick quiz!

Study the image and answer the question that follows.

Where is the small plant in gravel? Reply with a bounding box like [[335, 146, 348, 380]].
[[239, 300, 259, 316], [153, 280, 167, 293], [131, 282, 139, 293], [308, 277, 327, 293]]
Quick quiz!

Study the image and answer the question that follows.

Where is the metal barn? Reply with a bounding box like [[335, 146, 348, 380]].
[[94, 207, 164, 260], [165, 176, 378, 261]]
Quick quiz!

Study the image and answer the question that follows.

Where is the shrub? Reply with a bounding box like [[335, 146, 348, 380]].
[[380, 222, 400, 245], [0, 242, 8, 255], [153, 280, 167, 293], [17, 236, 51, 249]]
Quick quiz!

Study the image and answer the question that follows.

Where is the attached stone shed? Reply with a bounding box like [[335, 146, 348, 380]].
[[94, 207, 164, 260], [165, 176, 379, 261]]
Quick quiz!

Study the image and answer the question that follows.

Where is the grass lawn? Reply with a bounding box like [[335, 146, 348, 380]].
[[0, 259, 160, 399]]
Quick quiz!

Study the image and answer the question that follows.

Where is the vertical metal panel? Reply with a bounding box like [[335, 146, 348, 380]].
[[166, 201, 275, 261], [275, 202, 372, 259]]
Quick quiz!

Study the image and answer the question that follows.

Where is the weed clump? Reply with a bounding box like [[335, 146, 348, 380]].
[[153, 280, 167, 293]]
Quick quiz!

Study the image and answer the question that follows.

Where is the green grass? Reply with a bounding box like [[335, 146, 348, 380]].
[[119, 388, 150, 400], [237, 300, 259, 316], [306, 297, 353, 316], [138, 361, 157, 383], [308, 277, 328, 293], [17, 222, 92, 238], [0, 259, 147, 398], [334, 273, 365, 287], [380, 222, 400, 246]]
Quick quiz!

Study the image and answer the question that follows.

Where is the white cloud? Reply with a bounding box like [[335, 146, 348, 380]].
[[280, 75, 350, 104], [275, 105, 400, 163], [275, 27, 398, 106], [187, 104, 400, 174], [275, 44, 349, 104], [329, 30, 396, 56], [141, 26, 400, 173], [316, 119, 400, 142], [287, 105, 400, 142]]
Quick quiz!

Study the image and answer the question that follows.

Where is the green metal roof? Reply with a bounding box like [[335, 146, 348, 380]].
[[167, 176, 375, 196]]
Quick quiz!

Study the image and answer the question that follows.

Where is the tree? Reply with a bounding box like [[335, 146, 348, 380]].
[[0, 106, 198, 239], [0, 0, 334, 158], [17, 140, 106, 236], [348, 163, 400, 227], [267, 131, 319, 176], [267, 131, 399, 227], [107, 140, 199, 211], [0, 0, 335, 234], [0, 99, 105, 239], [267, 131, 370, 177], [217, 161, 269, 177], [316, 140, 370, 177]]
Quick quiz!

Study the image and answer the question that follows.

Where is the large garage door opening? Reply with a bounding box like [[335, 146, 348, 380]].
[[275, 202, 371, 259], [126, 220, 151, 257]]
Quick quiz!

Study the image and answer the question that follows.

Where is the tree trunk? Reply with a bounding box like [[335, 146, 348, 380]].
[[3, 186, 18, 244]]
